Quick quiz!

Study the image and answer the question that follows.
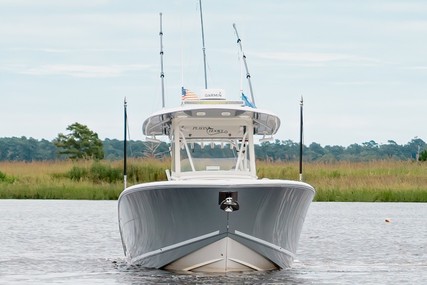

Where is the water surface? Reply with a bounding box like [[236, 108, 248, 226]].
[[0, 200, 425, 284]]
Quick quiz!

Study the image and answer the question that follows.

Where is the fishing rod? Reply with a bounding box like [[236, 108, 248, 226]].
[[159, 12, 165, 108], [199, 0, 208, 89], [233, 23, 255, 107]]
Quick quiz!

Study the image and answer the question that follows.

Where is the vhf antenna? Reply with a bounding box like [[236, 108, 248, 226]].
[[123, 97, 127, 189], [299, 97, 304, 181]]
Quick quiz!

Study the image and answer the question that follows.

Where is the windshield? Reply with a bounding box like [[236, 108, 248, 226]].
[[178, 138, 251, 173], [169, 118, 255, 177]]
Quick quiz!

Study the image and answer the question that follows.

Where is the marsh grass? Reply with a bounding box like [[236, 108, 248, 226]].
[[1, 159, 426, 201], [257, 160, 427, 202], [0, 159, 168, 200]]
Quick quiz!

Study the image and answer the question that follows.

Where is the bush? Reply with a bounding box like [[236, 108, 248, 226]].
[[65, 162, 121, 183], [127, 163, 166, 183], [0, 171, 16, 183], [89, 162, 122, 183], [67, 166, 89, 181]]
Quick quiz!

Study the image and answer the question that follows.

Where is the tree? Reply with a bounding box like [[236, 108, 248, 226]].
[[307, 142, 325, 161], [420, 150, 427, 162], [403, 137, 426, 160], [54, 122, 104, 160], [324, 145, 344, 160]]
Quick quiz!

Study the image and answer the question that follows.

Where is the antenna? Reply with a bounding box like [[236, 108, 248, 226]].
[[199, 0, 208, 89], [123, 97, 128, 189], [159, 12, 165, 108], [233, 23, 255, 106], [299, 96, 304, 181]]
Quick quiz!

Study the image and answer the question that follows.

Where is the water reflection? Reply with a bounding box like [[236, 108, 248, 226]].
[[114, 260, 312, 285]]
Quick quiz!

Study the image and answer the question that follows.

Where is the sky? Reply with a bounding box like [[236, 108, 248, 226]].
[[1, 0, 426, 147]]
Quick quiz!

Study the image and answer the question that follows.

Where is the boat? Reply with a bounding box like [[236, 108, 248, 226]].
[[118, 3, 315, 273]]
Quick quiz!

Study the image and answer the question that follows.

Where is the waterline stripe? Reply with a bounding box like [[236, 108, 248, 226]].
[[234, 230, 296, 258], [131, 230, 220, 263]]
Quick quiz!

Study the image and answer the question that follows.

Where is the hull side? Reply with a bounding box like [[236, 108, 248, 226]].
[[118, 180, 314, 271]]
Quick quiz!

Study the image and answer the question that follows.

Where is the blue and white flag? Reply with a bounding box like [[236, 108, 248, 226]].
[[241, 93, 255, 108]]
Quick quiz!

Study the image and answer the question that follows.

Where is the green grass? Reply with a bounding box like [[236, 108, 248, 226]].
[[0, 159, 163, 200], [1, 159, 427, 201], [256, 160, 427, 202]]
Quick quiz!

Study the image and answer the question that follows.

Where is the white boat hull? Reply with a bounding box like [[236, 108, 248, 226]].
[[118, 179, 315, 272]]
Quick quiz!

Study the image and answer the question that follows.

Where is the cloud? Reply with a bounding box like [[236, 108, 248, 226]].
[[0, 12, 157, 48], [252, 51, 345, 62], [408, 66, 427, 70], [2, 47, 142, 53], [17, 64, 151, 78], [0, 0, 110, 8], [250, 51, 380, 66], [373, 2, 427, 13], [330, 81, 376, 86]]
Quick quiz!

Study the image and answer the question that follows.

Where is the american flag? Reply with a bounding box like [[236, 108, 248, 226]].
[[181, 87, 198, 101]]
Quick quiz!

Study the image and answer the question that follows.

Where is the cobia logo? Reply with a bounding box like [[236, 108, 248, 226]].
[[192, 126, 229, 136]]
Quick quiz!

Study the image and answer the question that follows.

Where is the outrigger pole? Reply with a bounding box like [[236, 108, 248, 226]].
[[123, 97, 128, 189], [233, 23, 255, 106], [159, 12, 165, 108], [198, 0, 208, 89], [299, 97, 304, 181]]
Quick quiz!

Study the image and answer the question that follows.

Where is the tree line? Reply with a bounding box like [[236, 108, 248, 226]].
[[256, 138, 427, 162], [1, 121, 426, 162], [1, 136, 426, 162]]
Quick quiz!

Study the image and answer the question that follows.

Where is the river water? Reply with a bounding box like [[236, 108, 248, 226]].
[[0, 200, 425, 284]]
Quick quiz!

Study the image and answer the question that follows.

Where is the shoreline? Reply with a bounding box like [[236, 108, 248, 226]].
[[1, 159, 426, 202]]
